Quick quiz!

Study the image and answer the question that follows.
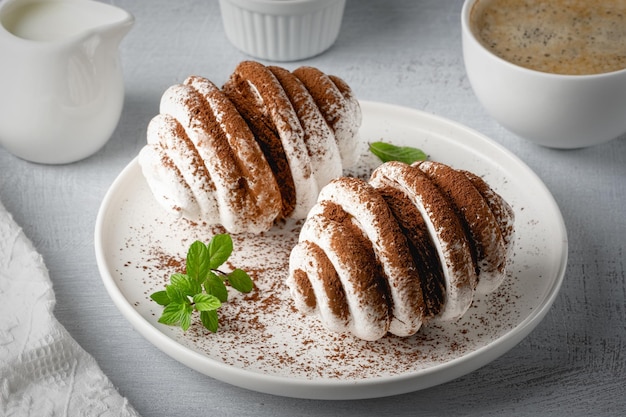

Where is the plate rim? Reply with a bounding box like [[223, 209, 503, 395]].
[[94, 100, 568, 400]]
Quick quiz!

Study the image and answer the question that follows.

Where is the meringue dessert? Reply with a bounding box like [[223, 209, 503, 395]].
[[138, 61, 362, 234], [287, 160, 515, 341]]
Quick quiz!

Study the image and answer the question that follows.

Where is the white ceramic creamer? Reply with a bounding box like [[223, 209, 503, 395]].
[[0, 0, 134, 164]]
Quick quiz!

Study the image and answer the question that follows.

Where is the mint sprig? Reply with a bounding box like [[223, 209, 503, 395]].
[[369, 141, 428, 164], [150, 234, 253, 333]]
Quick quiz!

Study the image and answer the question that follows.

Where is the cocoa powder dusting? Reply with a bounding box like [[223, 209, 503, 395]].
[[403, 165, 476, 290], [322, 202, 391, 322], [416, 161, 504, 280], [377, 185, 445, 318], [117, 143, 524, 382], [179, 87, 252, 217], [172, 120, 217, 195], [463, 170, 515, 251], [307, 242, 350, 321], [269, 66, 330, 160], [126, 56, 527, 380], [293, 66, 342, 128], [292, 268, 316, 310], [223, 69, 297, 217]]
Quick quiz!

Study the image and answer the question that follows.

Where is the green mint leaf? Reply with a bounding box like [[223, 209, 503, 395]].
[[169, 273, 187, 288], [227, 269, 254, 293], [179, 304, 193, 331], [369, 141, 428, 164], [150, 290, 170, 306], [193, 293, 222, 312], [200, 310, 219, 333], [148, 233, 254, 333], [204, 271, 229, 302], [186, 241, 210, 283], [168, 273, 195, 297], [158, 302, 187, 326], [185, 273, 203, 296], [165, 283, 187, 304], [207, 233, 233, 269], [171, 273, 202, 297]]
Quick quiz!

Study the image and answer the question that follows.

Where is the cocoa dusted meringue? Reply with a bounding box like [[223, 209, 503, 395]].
[[138, 61, 362, 233], [287, 160, 515, 341], [139, 77, 282, 234]]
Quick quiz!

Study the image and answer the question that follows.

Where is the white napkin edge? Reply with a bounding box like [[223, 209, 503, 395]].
[[0, 199, 141, 416]]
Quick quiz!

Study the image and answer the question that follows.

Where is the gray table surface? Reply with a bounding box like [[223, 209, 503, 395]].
[[1, 0, 625, 415]]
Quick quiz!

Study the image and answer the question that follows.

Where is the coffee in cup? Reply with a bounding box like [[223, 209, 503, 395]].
[[470, 0, 626, 75]]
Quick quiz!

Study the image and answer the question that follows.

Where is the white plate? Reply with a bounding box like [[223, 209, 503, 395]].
[[95, 101, 567, 400]]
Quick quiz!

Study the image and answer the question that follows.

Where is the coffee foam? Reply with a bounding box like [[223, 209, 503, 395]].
[[472, 0, 626, 75]]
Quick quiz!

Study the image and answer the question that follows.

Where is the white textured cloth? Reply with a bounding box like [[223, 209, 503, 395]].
[[0, 201, 140, 417]]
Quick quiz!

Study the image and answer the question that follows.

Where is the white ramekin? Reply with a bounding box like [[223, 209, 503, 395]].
[[218, 0, 346, 61]]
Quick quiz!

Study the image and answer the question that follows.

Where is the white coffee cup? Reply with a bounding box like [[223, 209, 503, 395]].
[[461, 0, 626, 149]]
